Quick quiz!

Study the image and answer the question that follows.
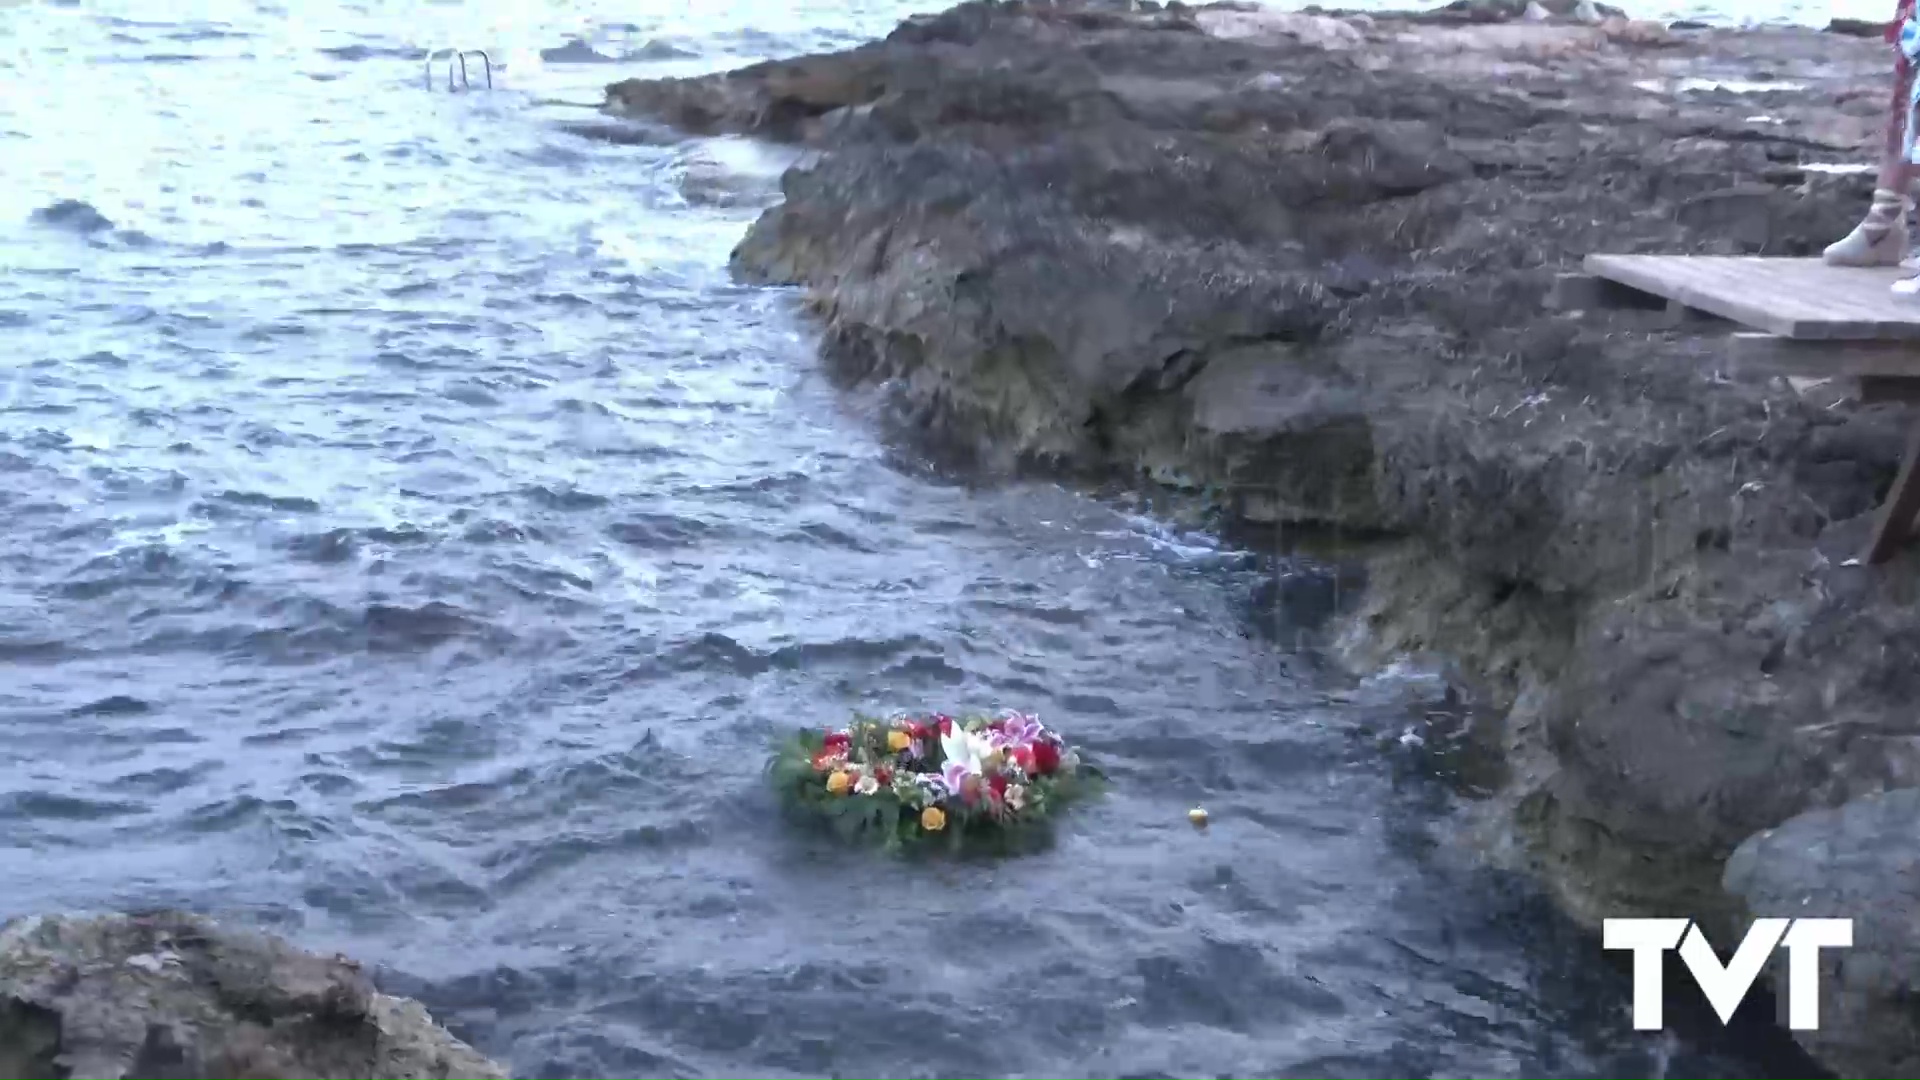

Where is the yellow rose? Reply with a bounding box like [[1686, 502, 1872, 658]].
[[920, 806, 947, 832], [887, 730, 912, 752], [826, 770, 851, 795]]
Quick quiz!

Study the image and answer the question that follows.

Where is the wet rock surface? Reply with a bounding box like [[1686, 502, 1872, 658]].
[[1725, 790, 1920, 1080], [0, 912, 504, 1079], [606, 1, 1920, 1072]]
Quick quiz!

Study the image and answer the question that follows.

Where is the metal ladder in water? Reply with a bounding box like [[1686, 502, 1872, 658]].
[[424, 47, 492, 92]]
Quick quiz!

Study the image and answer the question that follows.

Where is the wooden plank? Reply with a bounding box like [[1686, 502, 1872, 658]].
[[1593, 256, 1907, 338], [1865, 421, 1920, 564], [1584, 255, 1920, 341], [1726, 333, 1920, 378]]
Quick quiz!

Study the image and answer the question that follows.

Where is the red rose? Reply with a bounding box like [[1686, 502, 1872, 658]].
[[937, 717, 954, 737], [906, 721, 929, 739], [823, 731, 850, 750], [1030, 741, 1061, 775], [1011, 745, 1036, 772], [988, 773, 1008, 800], [875, 767, 892, 786]]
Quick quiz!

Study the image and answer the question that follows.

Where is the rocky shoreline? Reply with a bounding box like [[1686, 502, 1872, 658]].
[[605, 1, 1920, 1073], [0, 911, 503, 1078]]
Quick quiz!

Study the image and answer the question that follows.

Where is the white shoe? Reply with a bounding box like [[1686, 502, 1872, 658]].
[[1826, 188, 1911, 267]]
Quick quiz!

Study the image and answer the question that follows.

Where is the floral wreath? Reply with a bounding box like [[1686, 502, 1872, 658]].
[[766, 710, 1103, 851]]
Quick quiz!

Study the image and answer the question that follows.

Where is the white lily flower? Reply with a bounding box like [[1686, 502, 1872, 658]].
[[939, 722, 991, 774]]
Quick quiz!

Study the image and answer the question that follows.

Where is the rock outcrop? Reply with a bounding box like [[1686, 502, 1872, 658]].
[[1724, 789, 1920, 1080], [605, 1, 1920, 1072], [0, 911, 505, 1079]]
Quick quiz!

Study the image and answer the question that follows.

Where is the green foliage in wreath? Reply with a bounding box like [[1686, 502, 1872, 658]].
[[766, 710, 1104, 854]]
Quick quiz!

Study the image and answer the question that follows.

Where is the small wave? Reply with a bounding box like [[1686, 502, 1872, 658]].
[[317, 43, 428, 61], [69, 695, 153, 718], [586, 443, 681, 466], [114, 596, 506, 662], [298, 771, 360, 796], [183, 794, 328, 839], [109, 762, 220, 797], [306, 856, 493, 918], [92, 15, 241, 35], [521, 484, 610, 511], [364, 602, 495, 649], [967, 597, 1091, 626], [0, 790, 148, 823], [627, 39, 701, 60], [676, 147, 789, 208], [240, 321, 315, 341], [30, 199, 114, 234], [511, 141, 592, 168], [457, 518, 536, 545], [58, 542, 193, 601], [487, 818, 711, 892], [673, 470, 816, 503], [26, 200, 161, 249], [194, 241, 324, 257], [282, 525, 433, 564], [538, 36, 699, 65], [605, 512, 723, 549], [629, 630, 945, 681], [557, 120, 678, 148], [540, 41, 620, 64], [441, 381, 500, 407], [361, 753, 663, 824], [0, 639, 68, 663], [171, 26, 249, 41], [1135, 938, 1347, 1031], [781, 521, 874, 551], [196, 489, 323, 515], [94, 53, 215, 65], [877, 653, 967, 683]]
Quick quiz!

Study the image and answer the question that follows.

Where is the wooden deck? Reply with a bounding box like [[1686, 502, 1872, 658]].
[[1582, 255, 1920, 340], [1552, 253, 1920, 564]]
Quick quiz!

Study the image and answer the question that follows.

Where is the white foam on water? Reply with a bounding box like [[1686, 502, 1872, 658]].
[[1632, 77, 1810, 93]]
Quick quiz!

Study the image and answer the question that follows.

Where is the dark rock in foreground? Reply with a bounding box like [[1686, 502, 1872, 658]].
[[606, 2, 1920, 1072], [0, 911, 504, 1079], [1725, 790, 1920, 1080]]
